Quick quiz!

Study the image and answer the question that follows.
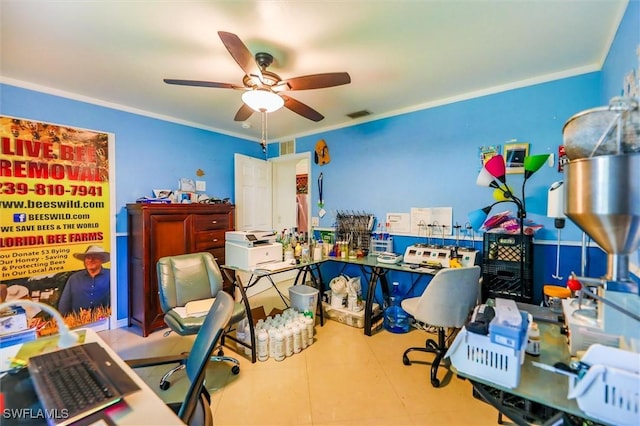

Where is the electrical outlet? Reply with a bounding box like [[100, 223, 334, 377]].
[[195, 180, 206, 192], [311, 216, 319, 227], [547, 153, 555, 167]]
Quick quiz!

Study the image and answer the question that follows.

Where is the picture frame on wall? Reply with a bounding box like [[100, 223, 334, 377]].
[[479, 145, 501, 169], [503, 142, 529, 174]]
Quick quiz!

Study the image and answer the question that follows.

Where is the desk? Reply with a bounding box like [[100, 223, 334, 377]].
[[324, 257, 438, 335], [454, 308, 600, 426], [0, 328, 183, 426], [223, 256, 437, 362]]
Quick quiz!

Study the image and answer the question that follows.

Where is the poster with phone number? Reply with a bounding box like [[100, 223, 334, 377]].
[[0, 116, 111, 335]]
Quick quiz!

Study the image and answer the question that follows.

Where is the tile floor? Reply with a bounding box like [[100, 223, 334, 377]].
[[98, 284, 506, 426]]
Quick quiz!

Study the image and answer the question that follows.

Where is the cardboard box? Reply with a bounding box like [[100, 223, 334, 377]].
[[248, 306, 285, 325]]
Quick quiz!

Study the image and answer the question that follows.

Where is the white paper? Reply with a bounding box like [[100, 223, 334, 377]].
[[178, 178, 196, 192], [385, 213, 410, 234], [410, 207, 453, 236], [171, 298, 215, 319], [185, 298, 215, 317]]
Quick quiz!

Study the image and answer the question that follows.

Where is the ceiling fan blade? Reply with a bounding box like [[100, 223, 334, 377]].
[[276, 72, 351, 91], [281, 95, 324, 122], [217, 31, 263, 85], [163, 79, 242, 89], [234, 104, 254, 121]]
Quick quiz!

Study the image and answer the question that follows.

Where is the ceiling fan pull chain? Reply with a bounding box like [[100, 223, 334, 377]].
[[260, 110, 267, 154]]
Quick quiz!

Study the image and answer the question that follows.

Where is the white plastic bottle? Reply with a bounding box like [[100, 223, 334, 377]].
[[304, 313, 314, 345], [268, 327, 278, 359], [273, 327, 285, 361], [243, 320, 252, 356], [257, 328, 269, 362], [236, 318, 247, 352], [292, 322, 302, 354], [298, 317, 308, 349], [284, 323, 293, 357]]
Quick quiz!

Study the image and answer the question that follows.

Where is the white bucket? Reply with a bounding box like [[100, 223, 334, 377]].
[[288, 285, 319, 315]]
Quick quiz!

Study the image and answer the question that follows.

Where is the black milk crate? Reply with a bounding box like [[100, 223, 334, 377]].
[[482, 260, 532, 278], [481, 233, 534, 303], [483, 233, 533, 262], [482, 261, 533, 302], [482, 274, 533, 302]]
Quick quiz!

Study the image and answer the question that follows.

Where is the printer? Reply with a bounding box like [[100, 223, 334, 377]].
[[225, 230, 283, 270]]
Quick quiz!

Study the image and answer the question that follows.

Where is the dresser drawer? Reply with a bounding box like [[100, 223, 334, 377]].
[[193, 214, 231, 231], [205, 247, 226, 264], [194, 230, 225, 250]]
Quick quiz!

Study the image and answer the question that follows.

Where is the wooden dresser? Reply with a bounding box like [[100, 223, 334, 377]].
[[126, 203, 235, 336]]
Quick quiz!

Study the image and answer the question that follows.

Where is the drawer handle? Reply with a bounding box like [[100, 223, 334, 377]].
[[212, 238, 218, 242], [211, 220, 218, 224]]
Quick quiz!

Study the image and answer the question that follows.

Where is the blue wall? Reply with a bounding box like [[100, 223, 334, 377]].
[[1, 2, 637, 319]]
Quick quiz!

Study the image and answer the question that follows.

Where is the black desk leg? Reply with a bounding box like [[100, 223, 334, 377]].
[[314, 265, 325, 326], [364, 267, 385, 336], [307, 264, 325, 326], [221, 269, 257, 364]]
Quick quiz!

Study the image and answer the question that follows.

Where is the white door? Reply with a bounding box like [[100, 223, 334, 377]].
[[234, 153, 310, 233], [234, 154, 272, 231], [272, 157, 299, 232]]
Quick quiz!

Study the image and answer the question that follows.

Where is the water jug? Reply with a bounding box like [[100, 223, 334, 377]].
[[383, 282, 410, 333]]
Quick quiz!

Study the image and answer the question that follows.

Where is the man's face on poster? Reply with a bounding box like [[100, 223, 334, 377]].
[[84, 254, 104, 274]]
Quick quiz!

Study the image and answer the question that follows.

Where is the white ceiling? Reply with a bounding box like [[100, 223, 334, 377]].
[[0, 0, 629, 143]]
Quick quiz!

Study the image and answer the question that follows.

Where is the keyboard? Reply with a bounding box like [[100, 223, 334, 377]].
[[28, 343, 139, 425]]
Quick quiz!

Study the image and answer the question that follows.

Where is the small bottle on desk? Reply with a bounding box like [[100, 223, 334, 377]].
[[526, 322, 541, 356]]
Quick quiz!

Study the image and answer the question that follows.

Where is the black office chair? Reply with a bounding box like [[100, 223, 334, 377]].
[[126, 291, 234, 426], [157, 252, 244, 389], [401, 266, 481, 387]]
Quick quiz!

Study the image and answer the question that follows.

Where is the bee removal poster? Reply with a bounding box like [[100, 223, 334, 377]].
[[0, 117, 114, 335]]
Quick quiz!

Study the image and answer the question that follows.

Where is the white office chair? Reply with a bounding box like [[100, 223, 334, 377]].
[[401, 266, 481, 387]]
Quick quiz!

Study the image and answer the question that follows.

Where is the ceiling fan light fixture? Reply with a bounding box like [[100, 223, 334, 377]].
[[242, 89, 284, 113]]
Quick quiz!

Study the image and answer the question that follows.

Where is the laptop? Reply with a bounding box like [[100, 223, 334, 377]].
[[27, 342, 140, 426]]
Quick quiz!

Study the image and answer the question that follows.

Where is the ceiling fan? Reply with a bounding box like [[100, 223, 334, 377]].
[[164, 31, 351, 122]]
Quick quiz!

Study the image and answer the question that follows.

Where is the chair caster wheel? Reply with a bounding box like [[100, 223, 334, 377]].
[[431, 378, 440, 388], [159, 380, 171, 391], [402, 355, 411, 366], [217, 349, 224, 356], [231, 365, 240, 375]]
